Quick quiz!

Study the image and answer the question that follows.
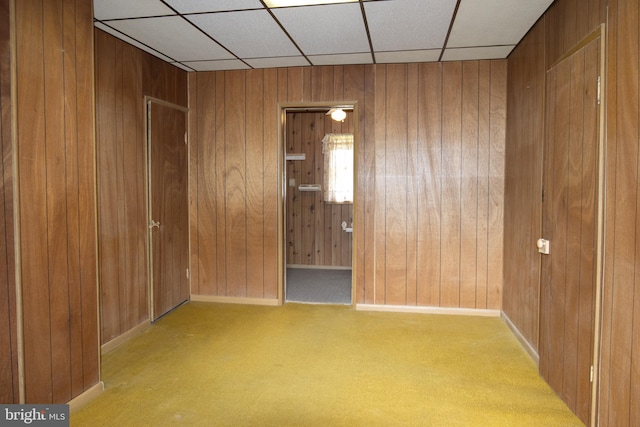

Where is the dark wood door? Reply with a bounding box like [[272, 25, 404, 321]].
[[540, 33, 603, 424], [148, 101, 189, 320]]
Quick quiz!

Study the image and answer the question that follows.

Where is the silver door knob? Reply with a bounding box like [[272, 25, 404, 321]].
[[149, 220, 160, 230]]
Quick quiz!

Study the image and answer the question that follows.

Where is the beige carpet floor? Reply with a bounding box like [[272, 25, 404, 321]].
[[71, 302, 583, 426]]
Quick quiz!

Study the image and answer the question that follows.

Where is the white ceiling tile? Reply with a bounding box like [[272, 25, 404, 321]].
[[182, 60, 252, 72], [441, 46, 515, 61], [164, 0, 263, 13], [188, 10, 300, 58], [245, 56, 310, 68], [364, 0, 457, 51], [272, 4, 370, 55], [94, 0, 551, 71], [447, 0, 554, 48], [308, 53, 373, 66], [265, 0, 358, 7], [94, 22, 175, 63], [375, 50, 441, 64], [94, 0, 174, 20], [107, 16, 234, 62]]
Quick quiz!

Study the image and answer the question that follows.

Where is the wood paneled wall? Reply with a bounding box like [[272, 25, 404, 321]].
[[504, 0, 640, 424], [504, 0, 607, 356], [14, 0, 99, 403], [189, 62, 506, 308], [502, 18, 546, 351], [285, 111, 353, 267], [94, 29, 187, 344], [0, 0, 18, 404], [600, 0, 640, 424], [188, 70, 279, 299]]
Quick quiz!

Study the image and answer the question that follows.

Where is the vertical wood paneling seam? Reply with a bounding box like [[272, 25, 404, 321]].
[[475, 63, 480, 308], [632, 12, 640, 426], [39, 0, 55, 399], [635, 15, 640, 425], [112, 43, 121, 332], [193, 74, 197, 293], [439, 64, 444, 306], [577, 50, 587, 410], [405, 64, 409, 304], [606, 5, 618, 419], [602, 4, 617, 422], [486, 62, 492, 307], [261, 70, 265, 297], [63, 1, 78, 384], [223, 72, 228, 295], [362, 66, 368, 300], [458, 64, 463, 307], [244, 73, 248, 296], [384, 67, 387, 304], [563, 57, 572, 399], [416, 64, 421, 305], [547, 67, 556, 371], [0, 0, 15, 393], [414, 65, 419, 304], [120, 44, 128, 330], [136, 49, 143, 322], [215, 72, 221, 293], [195, 74, 200, 294], [74, 0, 87, 387], [212, 73, 217, 296], [59, 1, 71, 387], [631, 13, 640, 427]]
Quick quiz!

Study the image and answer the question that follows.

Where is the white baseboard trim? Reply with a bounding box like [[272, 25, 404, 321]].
[[68, 381, 104, 412], [501, 311, 539, 366], [190, 294, 280, 306], [101, 320, 151, 355], [356, 304, 501, 317]]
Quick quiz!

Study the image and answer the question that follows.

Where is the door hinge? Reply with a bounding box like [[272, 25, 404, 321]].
[[184, 131, 188, 144], [597, 76, 601, 105], [590, 365, 594, 383], [186, 268, 190, 280]]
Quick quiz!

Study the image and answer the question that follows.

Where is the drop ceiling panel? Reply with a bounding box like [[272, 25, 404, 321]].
[[272, 4, 370, 55], [93, 0, 553, 71], [94, 0, 174, 20], [163, 0, 263, 14], [441, 45, 515, 61], [188, 10, 300, 59], [375, 50, 441, 64], [106, 16, 234, 62], [182, 60, 251, 72], [447, 0, 554, 48], [94, 22, 175, 63], [308, 53, 373, 66], [364, 0, 457, 51], [245, 56, 310, 69]]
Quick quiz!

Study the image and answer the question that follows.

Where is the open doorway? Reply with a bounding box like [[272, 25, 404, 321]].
[[280, 103, 357, 305]]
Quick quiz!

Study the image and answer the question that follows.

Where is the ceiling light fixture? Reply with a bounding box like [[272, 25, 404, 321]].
[[264, 0, 358, 8], [327, 108, 347, 122]]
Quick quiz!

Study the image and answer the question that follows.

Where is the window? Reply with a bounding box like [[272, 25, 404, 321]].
[[322, 133, 354, 204]]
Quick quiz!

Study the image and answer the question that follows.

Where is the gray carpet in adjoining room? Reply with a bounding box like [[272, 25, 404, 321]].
[[286, 268, 352, 304]]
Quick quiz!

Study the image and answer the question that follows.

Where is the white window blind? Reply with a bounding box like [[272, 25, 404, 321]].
[[322, 133, 354, 204]]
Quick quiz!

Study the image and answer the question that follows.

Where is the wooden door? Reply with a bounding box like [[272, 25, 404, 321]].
[[148, 100, 189, 320], [540, 31, 603, 425]]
